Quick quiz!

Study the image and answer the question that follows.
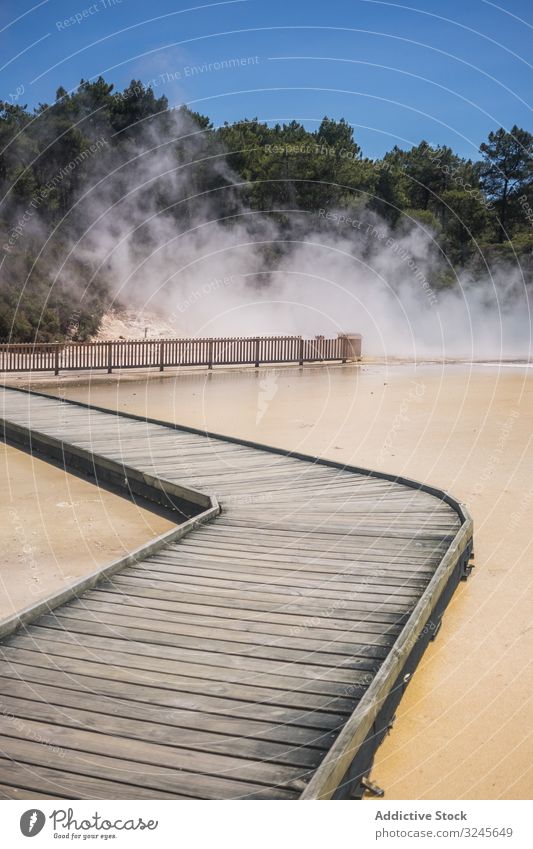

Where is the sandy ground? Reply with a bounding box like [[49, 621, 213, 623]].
[[0, 442, 174, 621], [31, 360, 532, 801], [93, 308, 180, 340]]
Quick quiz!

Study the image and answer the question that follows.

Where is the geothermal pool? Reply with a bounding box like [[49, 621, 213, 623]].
[[16, 361, 533, 800], [0, 442, 174, 620]]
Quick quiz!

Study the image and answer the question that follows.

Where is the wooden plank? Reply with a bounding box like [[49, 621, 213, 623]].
[[0, 780, 67, 800], [8, 632, 370, 703], [0, 650, 360, 718], [73, 592, 407, 636], [147, 550, 431, 587], [48, 602, 395, 656], [20, 611, 388, 667], [0, 732, 298, 800], [174, 536, 439, 571], [120, 566, 421, 604], [109, 574, 414, 617], [0, 758, 183, 800], [17, 627, 370, 695], [94, 584, 409, 628], [192, 525, 448, 556], [0, 692, 322, 769], [0, 675, 336, 751]]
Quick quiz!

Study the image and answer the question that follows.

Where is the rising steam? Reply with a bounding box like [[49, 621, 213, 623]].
[[53, 109, 532, 359]]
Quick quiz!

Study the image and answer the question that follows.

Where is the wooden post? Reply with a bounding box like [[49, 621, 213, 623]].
[[254, 337, 260, 368], [339, 333, 362, 363], [159, 340, 165, 372], [54, 343, 60, 376], [208, 339, 213, 370], [107, 341, 113, 374], [298, 336, 304, 366]]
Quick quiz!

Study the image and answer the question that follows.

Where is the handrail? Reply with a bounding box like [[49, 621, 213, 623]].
[[0, 334, 362, 374]]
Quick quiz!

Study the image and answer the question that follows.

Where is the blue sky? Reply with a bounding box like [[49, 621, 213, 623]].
[[1, 0, 532, 160]]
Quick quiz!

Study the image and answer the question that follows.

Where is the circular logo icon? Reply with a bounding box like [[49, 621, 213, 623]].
[[20, 810, 46, 837]]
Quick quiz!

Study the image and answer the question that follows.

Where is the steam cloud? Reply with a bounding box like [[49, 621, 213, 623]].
[[54, 109, 532, 359]]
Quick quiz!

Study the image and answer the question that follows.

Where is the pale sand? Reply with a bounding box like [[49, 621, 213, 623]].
[[0, 442, 174, 621], [45, 361, 533, 800]]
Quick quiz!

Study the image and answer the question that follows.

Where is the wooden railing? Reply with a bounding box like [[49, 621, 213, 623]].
[[0, 334, 361, 375]]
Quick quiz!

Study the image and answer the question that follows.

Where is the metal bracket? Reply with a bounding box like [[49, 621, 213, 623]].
[[461, 553, 475, 580], [362, 776, 385, 797]]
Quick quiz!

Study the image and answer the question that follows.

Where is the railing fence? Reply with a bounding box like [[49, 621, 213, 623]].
[[0, 334, 361, 375]]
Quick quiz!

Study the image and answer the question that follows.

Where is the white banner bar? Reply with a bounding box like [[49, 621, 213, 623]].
[[2, 799, 532, 848]]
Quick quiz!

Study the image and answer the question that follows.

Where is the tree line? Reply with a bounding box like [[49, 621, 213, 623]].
[[1, 76, 532, 342]]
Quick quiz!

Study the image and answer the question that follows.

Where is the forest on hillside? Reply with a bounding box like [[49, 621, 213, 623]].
[[1, 77, 532, 342]]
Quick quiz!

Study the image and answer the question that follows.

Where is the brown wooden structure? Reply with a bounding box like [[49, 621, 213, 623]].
[[0, 334, 362, 375], [0, 386, 472, 800]]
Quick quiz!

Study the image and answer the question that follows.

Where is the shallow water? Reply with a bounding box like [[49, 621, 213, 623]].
[[46, 362, 533, 799], [0, 443, 174, 620]]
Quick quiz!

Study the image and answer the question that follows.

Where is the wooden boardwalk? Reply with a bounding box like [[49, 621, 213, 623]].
[[0, 387, 473, 800]]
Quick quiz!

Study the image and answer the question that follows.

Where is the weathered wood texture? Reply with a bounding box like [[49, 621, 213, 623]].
[[0, 334, 361, 374], [0, 387, 472, 800]]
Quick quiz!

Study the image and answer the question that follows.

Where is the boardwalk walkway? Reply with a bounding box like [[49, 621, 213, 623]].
[[0, 387, 472, 800]]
